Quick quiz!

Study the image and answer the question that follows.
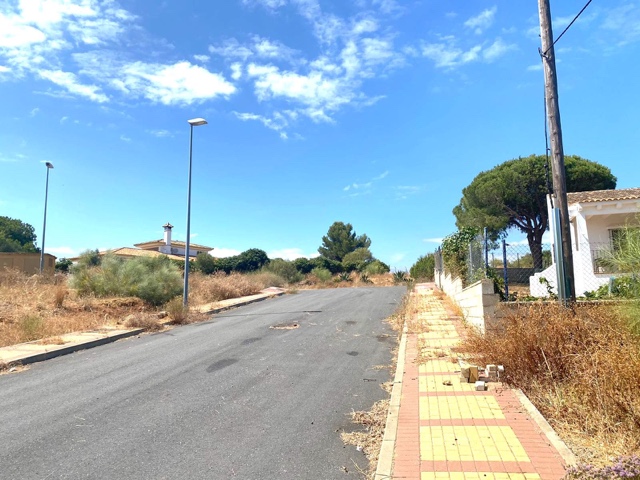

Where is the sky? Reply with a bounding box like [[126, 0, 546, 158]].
[[1, 0, 639, 270]]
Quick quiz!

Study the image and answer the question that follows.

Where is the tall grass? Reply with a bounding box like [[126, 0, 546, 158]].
[[461, 303, 640, 464]]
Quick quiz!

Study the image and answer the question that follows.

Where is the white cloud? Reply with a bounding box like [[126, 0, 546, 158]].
[[394, 185, 422, 200], [602, 4, 640, 46], [120, 134, 131, 142], [147, 129, 173, 137], [29, 107, 40, 116], [421, 36, 514, 68], [464, 6, 497, 35], [38, 69, 109, 102], [423, 237, 443, 244], [119, 61, 236, 105], [242, 0, 287, 10], [343, 171, 389, 193], [482, 38, 517, 62], [212, 247, 242, 258], [59, 115, 68, 123], [193, 54, 210, 63], [234, 111, 289, 137], [527, 64, 542, 72]]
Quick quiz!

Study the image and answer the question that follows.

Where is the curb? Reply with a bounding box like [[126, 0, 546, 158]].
[[513, 388, 577, 467], [200, 291, 285, 314], [2, 328, 144, 367], [1, 291, 286, 369], [375, 325, 408, 480]]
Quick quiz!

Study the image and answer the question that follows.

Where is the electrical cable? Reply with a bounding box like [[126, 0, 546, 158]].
[[543, 0, 593, 56]]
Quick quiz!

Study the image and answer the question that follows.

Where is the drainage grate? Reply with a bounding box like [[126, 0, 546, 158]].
[[269, 323, 300, 330]]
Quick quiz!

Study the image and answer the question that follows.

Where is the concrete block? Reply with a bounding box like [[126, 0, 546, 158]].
[[475, 381, 486, 391]]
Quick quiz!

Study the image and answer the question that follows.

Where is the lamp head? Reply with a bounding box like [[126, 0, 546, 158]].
[[187, 118, 207, 126], [45, 162, 54, 169]]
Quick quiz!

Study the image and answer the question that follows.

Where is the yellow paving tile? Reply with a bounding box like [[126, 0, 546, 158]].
[[420, 395, 505, 420], [419, 374, 476, 393], [420, 330, 459, 340], [419, 359, 459, 374], [420, 426, 530, 462], [418, 336, 459, 348]]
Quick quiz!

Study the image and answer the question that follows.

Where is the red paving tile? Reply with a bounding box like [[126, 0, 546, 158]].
[[391, 285, 571, 480]]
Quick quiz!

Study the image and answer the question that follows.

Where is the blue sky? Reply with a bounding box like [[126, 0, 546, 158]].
[[1, 0, 639, 270]]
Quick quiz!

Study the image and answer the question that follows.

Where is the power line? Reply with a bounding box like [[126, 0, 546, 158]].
[[542, 0, 593, 56]]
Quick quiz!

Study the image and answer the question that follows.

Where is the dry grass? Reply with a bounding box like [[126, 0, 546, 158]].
[[165, 297, 189, 324], [123, 314, 163, 332], [0, 269, 149, 347], [188, 272, 264, 305], [460, 302, 640, 466], [341, 399, 390, 478]]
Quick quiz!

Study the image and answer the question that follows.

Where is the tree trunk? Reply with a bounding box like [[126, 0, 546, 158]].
[[527, 228, 545, 271]]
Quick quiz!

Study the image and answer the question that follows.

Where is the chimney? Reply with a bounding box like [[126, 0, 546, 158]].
[[163, 222, 173, 246]]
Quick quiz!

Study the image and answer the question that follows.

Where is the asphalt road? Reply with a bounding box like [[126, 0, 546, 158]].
[[0, 286, 406, 480]]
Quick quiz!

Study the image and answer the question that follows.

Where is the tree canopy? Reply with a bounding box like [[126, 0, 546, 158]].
[[318, 221, 371, 263], [0, 216, 39, 253], [453, 154, 616, 268]]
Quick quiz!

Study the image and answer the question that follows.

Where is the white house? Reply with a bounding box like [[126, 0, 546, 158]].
[[134, 223, 213, 258], [530, 188, 640, 297]]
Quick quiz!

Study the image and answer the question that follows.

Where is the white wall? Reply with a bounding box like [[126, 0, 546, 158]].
[[435, 271, 500, 332]]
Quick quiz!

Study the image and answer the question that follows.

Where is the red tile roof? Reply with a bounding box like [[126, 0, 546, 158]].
[[567, 188, 640, 205]]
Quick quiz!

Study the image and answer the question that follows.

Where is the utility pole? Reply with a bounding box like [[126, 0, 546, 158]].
[[538, 0, 576, 303]]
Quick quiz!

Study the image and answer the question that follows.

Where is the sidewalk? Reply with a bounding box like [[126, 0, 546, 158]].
[[0, 289, 285, 367], [386, 284, 572, 480]]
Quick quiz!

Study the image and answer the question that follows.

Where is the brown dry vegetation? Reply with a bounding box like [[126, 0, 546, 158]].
[[0, 270, 152, 347], [460, 302, 640, 466]]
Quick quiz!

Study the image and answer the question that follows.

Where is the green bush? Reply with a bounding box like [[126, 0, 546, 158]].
[[55, 258, 73, 273], [441, 227, 479, 282], [73, 249, 102, 270], [342, 247, 373, 272], [312, 256, 343, 274], [194, 252, 217, 274], [409, 254, 435, 281], [263, 259, 303, 284], [293, 257, 314, 274], [311, 267, 332, 283], [364, 259, 390, 275], [70, 254, 182, 306]]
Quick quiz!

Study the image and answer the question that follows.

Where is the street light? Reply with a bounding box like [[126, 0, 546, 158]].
[[183, 118, 207, 307], [40, 162, 54, 274]]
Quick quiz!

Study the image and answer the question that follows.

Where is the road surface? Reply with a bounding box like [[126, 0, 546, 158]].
[[0, 287, 406, 479]]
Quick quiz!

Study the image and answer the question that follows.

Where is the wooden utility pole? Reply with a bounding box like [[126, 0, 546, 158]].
[[538, 0, 576, 302]]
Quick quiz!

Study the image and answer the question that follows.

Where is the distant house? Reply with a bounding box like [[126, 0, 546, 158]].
[[72, 223, 214, 263], [530, 188, 640, 297], [134, 223, 213, 258]]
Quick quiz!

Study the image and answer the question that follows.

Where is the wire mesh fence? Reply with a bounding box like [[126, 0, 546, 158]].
[[434, 233, 621, 299]]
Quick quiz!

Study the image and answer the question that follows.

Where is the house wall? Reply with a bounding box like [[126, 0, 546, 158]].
[[0, 253, 56, 275]]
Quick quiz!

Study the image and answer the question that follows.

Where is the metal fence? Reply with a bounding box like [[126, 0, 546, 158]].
[[434, 234, 621, 299]]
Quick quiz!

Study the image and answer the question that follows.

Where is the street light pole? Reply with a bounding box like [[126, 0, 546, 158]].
[[183, 118, 207, 307], [40, 162, 54, 274]]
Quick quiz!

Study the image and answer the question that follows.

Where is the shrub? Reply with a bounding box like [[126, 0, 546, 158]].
[[293, 257, 314, 274], [165, 297, 189, 324], [249, 271, 286, 288], [312, 256, 343, 274], [53, 285, 66, 308], [20, 315, 44, 341], [440, 227, 479, 281], [338, 272, 352, 282], [194, 252, 217, 274], [409, 254, 435, 281], [73, 249, 102, 271], [263, 259, 303, 284], [364, 260, 390, 275], [55, 258, 73, 273], [461, 303, 640, 463], [124, 314, 163, 332], [342, 247, 373, 272], [565, 456, 640, 479], [392, 271, 407, 284], [311, 267, 332, 283], [69, 254, 182, 306], [189, 272, 262, 303]]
